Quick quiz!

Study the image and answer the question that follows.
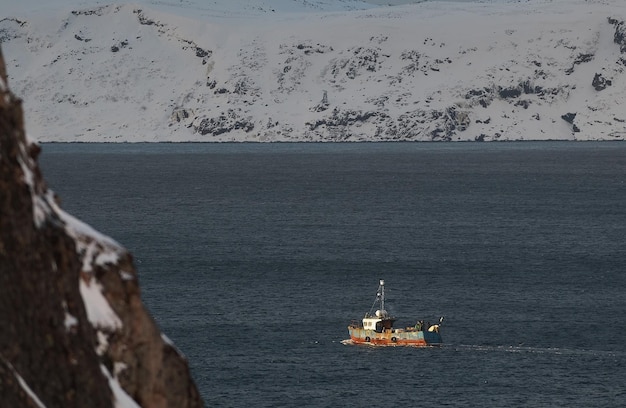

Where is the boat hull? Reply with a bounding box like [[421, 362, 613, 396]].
[[348, 326, 442, 347]]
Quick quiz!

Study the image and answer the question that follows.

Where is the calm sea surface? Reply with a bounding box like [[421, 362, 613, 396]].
[[39, 142, 626, 407]]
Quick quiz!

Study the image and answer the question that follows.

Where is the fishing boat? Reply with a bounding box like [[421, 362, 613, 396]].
[[347, 279, 443, 346]]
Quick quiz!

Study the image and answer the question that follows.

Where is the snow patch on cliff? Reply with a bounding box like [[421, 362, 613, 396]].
[[101, 365, 141, 408], [0, 356, 46, 408], [80, 279, 123, 330]]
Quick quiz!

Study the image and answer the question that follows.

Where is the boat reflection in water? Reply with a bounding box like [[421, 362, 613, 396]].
[[347, 280, 443, 347]]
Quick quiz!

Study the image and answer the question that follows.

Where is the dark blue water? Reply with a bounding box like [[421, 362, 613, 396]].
[[39, 142, 626, 407]]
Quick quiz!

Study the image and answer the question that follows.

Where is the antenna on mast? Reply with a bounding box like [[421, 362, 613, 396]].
[[379, 279, 385, 313]]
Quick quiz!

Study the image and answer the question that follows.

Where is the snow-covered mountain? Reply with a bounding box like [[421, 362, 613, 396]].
[[2, 0, 626, 142]]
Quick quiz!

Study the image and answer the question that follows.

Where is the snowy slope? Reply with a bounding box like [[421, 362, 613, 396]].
[[2, 0, 626, 142]]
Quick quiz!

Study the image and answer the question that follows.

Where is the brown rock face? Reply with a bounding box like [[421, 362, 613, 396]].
[[0, 47, 203, 407]]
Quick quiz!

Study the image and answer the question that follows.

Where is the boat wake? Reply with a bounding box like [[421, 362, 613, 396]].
[[449, 344, 624, 357]]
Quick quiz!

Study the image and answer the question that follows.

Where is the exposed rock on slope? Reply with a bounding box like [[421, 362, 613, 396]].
[[0, 47, 203, 407]]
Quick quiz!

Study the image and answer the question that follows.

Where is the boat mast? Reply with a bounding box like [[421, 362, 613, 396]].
[[368, 279, 387, 317], [379, 279, 385, 313]]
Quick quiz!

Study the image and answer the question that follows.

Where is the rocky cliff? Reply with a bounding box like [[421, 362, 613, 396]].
[[0, 47, 203, 407]]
